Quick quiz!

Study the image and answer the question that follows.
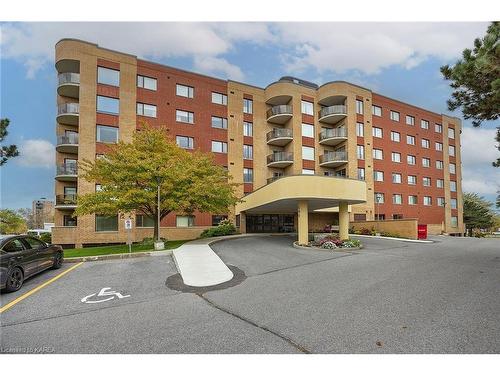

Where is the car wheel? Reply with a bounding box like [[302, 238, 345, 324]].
[[5, 267, 24, 292], [52, 252, 63, 269]]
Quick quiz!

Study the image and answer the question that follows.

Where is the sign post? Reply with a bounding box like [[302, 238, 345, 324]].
[[124, 219, 133, 255]]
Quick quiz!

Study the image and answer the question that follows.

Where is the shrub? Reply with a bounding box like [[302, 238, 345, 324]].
[[39, 232, 52, 244], [360, 227, 371, 235], [200, 220, 237, 238], [342, 239, 361, 248], [321, 241, 337, 249]]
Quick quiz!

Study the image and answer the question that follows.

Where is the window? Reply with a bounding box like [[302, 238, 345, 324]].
[[408, 175, 416, 185], [437, 197, 445, 207], [391, 131, 400, 142], [449, 145, 456, 157], [24, 236, 45, 249], [212, 141, 228, 154], [436, 142, 443, 151], [95, 215, 118, 232], [421, 119, 429, 129], [301, 100, 314, 115], [421, 139, 430, 148], [2, 239, 25, 252], [356, 122, 364, 137], [64, 215, 77, 227], [449, 163, 456, 174], [407, 155, 416, 165], [450, 181, 457, 192], [301, 123, 314, 138], [302, 146, 315, 161], [372, 105, 382, 116], [406, 135, 415, 145], [176, 84, 194, 98], [302, 169, 315, 175], [236, 122, 251, 139], [243, 98, 253, 114], [423, 177, 431, 186], [176, 110, 194, 124], [211, 116, 228, 129], [423, 196, 432, 206], [406, 115, 415, 126], [354, 214, 367, 221], [356, 99, 364, 115], [97, 95, 119, 114], [243, 168, 253, 183], [374, 171, 384, 182], [392, 152, 401, 163], [136, 215, 154, 228], [393, 214, 403, 220], [435, 124, 442, 133], [408, 195, 418, 205], [243, 144, 253, 160], [422, 157, 431, 167], [449, 198, 458, 210], [372, 149, 383, 160], [372, 127, 383, 138], [448, 127, 455, 139], [137, 75, 157, 90], [212, 92, 227, 105], [390, 111, 400, 122], [97, 67, 119, 86], [375, 214, 386, 221], [357, 145, 365, 159], [392, 173, 402, 184], [357, 168, 365, 180], [212, 215, 228, 226], [136, 103, 157, 117], [436, 160, 444, 169], [393, 194, 403, 205], [176, 136, 194, 149], [176, 216, 194, 227], [451, 216, 458, 228], [437, 179, 444, 188], [374, 192, 385, 203], [96, 125, 118, 144]]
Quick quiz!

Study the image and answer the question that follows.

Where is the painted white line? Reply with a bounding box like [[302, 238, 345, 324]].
[[350, 234, 434, 243]]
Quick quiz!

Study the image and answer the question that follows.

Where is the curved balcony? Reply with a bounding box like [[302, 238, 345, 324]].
[[319, 151, 348, 168], [57, 73, 80, 99], [57, 103, 79, 126], [55, 194, 77, 210], [267, 105, 293, 124], [319, 127, 347, 146], [55, 163, 78, 181], [267, 175, 284, 184], [318, 105, 347, 124], [266, 128, 293, 146], [55, 58, 80, 74], [267, 152, 294, 168], [56, 134, 79, 154]]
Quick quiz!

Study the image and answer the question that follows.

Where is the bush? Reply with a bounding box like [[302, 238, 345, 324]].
[[342, 239, 361, 248], [360, 227, 371, 235], [40, 232, 52, 244], [200, 219, 237, 238], [321, 241, 337, 249]]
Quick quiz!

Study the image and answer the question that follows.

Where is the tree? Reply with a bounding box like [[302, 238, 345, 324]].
[[0, 209, 27, 234], [0, 118, 20, 166], [17, 208, 35, 230], [75, 125, 240, 240], [463, 192, 496, 236]]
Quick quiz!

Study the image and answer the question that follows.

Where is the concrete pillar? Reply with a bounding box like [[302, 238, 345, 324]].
[[339, 202, 349, 240], [239, 212, 246, 234], [297, 200, 309, 245]]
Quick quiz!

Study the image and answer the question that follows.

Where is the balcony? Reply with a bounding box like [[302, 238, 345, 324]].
[[266, 175, 285, 184], [55, 194, 77, 210], [56, 134, 79, 154], [57, 103, 79, 126], [55, 163, 78, 181], [319, 151, 348, 168], [319, 127, 348, 146], [267, 105, 293, 124], [266, 128, 293, 146], [57, 73, 80, 99], [318, 105, 347, 124], [267, 152, 294, 168]]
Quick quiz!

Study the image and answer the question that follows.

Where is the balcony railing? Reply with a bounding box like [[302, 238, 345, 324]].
[[56, 163, 78, 176], [266, 105, 293, 119], [319, 127, 347, 141], [57, 134, 79, 146], [267, 175, 284, 184], [55, 194, 77, 206], [266, 128, 293, 142], [57, 103, 79, 115], [58, 72, 80, 86], [267, 152, 293, 164], [319, 151, 348, 163], [319, 105, 347, 119]]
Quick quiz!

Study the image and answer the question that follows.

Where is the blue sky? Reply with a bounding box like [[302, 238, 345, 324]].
[[1, 22, 499, 210]]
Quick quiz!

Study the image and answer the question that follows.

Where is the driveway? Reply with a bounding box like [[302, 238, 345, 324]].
[[1, 235, 499, 353]]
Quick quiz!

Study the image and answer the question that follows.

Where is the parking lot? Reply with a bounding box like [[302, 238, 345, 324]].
[[1, 235, 499, 353]]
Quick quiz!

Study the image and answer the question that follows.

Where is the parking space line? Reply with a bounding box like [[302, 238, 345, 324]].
[[0, 262, 83, 314]]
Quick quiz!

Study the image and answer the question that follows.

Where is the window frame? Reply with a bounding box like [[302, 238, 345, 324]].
[[96, 125, 119, 144], [97, 66, 120, 87]]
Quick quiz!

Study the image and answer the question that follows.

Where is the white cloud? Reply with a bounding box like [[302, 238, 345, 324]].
[[16, 139, 55, 168], [193, 56, 244, 81]]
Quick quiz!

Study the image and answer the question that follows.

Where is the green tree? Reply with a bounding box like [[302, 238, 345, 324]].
[[0, 118, 20, 166], [0, 209, 27, 234], [75, 126, 240, 240], [463, 192, 496, 236]]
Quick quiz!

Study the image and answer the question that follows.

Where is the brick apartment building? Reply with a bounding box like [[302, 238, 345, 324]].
[[53, 39, 464, 248]]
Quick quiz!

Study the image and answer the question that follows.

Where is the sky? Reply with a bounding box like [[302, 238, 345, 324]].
[[1, 22, 499, 211]]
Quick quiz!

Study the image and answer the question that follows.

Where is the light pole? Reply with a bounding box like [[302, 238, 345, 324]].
[[375, 193, 381, 234], [154, 175, 162, 247]]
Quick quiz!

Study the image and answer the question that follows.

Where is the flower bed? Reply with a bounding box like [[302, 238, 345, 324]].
[[307, 234, 361, 250]]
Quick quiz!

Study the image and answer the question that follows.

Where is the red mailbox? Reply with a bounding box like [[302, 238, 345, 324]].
[[417, 224, 427, 240]]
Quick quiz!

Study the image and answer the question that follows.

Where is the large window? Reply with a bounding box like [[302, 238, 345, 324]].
[[374, 171, 384, 182], [97, 95, 119, 115], [211, 116, 228, 129], [356, 122, 364, 137], [302, 169, 315, 175], [301, 123, 314, 138], [97, 67, 120, 87], [393, 194, 403, 205], [422, 157, 431, 167], [408, 175, 416, 185], [436, 160, 444, 169], [356, 99, 364, 115], [423, 196, 432, 206], [392, 152, 401, 163], [136, 215, 154, 227], [301, 100, 314, 115], [423, 177, 431, 186], [243, 98, 253, 114], [356, 145, 365, 160], [451, 216, 458, 228], [95, 215, 118, 232], [390, 111, 400, 122], [137, 75, 157, 90], [437, 179, 444, 188], [408, 195, 418, 205], [372, 105, 382, 117], [392, 173, 402, 184], [448, 127, 455, 139], [421, 119, 429, 129], [176, 136, 194, 149], [243, 121, 253, 137], [406, 135, 415, 145], [176, 216, 194, 227], [212, 215, 228, 226], [96, 125, 118, 144], [212, 141, 228, 154], [449, 145, 456, 157], [176, 84, 194, 98], [407, 155, 416, 165], [435, 124, 442, 133], [357, 168, 365, 180], [372, 127, 383, 138], [137, 103, 157, 117], [437, 197, 445, 207], [449, 163, 456, 174], [372, 149, 383, 160], [406, 115, 415, 126], [436, 142, 443, 151], [450, 181, 457, 192], [450, 198, 458, 209], [421, 139, 430, 148], [176, 110, 194, 124], [243, 168, 253, 183], [302, 146, 315, 161], [391, 131, 400, 142], [243, 144, 253, 160], [212, 92, 227, 105]]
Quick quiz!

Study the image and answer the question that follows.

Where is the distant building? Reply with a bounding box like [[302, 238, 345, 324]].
[[32, 199, 54, 229]]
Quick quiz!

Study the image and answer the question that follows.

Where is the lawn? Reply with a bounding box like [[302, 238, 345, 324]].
[[63, 240, 188, 258]]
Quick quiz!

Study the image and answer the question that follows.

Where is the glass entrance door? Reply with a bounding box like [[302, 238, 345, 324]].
[[246, 214, 295, 233]]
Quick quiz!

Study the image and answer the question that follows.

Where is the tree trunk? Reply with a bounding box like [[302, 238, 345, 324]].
[[154, 214, 159, 241]]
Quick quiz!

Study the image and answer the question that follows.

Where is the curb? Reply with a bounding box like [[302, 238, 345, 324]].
[[292, 241, 363, 252], [64, 249, 173, 263], [350, 234, 434, 243]]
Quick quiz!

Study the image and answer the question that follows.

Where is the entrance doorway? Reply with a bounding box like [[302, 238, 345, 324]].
[[246, 214, 295, 233]]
